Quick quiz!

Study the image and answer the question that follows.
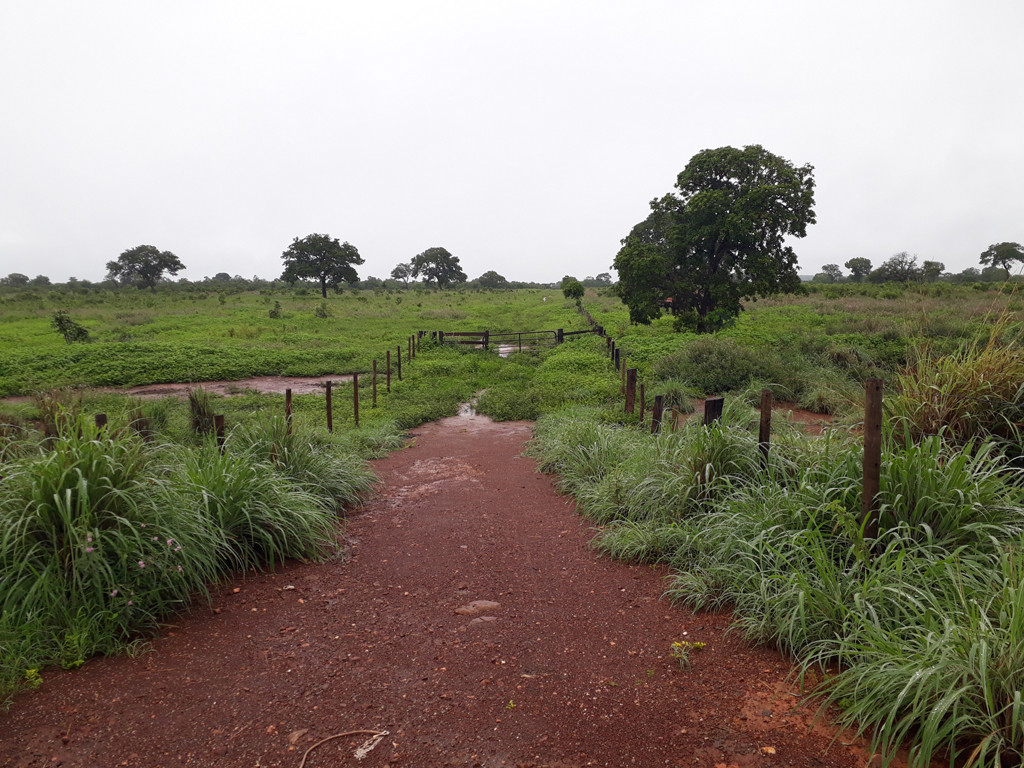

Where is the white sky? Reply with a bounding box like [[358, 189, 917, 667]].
[[1, 0, 1021, 284]]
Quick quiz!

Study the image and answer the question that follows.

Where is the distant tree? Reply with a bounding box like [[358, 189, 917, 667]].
[[981, 265, 1008, 282], [29, 275, 51, 287], [820, 264, 844, 283], [280, 234, 364, 298], [477, 270, 510, 290], [871, 252, 921, 283], [359, 276, 385, 290], [951, 267, 982, 283], [1, 273, 29, 287], [921, 260, 945, 282], [106, 245, 185, 290], [613, 145, 814, 333], [561, 276, 585, 303], [410, 247, 467, 288], [844, 258, 872, 283], [595, 272, 613, 285], [390, 262, 413, 287], [979, 242, 1024, 278], [211, 272, 232, 282]]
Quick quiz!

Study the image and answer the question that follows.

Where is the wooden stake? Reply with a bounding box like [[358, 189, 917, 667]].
[[285, 388, 292, 433], [214, 414, 225, 452], [862, 378, 883, 540], [94, 413, 107, 431], [758, 389, 772, 467], [639, 382, 646, 420], [325, 380, 333, 433], [386, 350, 392, 392], [372, 360, 378, 408], [353, 372, 359, 427], [625, 368, 637, 413], [703, 397, 724, 425], [397, 345, 402, 381], [651, 395, 664, 434]]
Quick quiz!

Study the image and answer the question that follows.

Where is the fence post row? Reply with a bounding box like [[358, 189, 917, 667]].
[[862, 379, 883, 540]]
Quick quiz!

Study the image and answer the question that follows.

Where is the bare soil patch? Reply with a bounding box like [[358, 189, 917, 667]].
[[1, 411, 883, 768]]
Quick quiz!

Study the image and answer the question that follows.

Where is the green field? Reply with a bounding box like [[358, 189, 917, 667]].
[[3, 282, 1024, 766]]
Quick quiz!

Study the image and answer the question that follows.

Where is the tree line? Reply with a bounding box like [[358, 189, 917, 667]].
[[811, 244, 1024, 284]]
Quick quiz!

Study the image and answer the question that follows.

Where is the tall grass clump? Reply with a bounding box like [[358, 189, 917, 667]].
[[228, 418, 376, 509], [0, 419, 217, 674], [162, 443, 338, 572], [888, 335, 1024, 449]]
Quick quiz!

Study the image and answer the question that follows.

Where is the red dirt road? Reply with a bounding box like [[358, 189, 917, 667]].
[[1, 413, 875, 768]]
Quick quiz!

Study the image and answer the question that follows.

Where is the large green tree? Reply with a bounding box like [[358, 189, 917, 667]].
[[844, 257, 872, 282], [106, 245, 185, 289], [613, 145, 815, 333], [410, 247, 467, 288], [980, 242, 1024, 278], [280, 234, 364, 298]]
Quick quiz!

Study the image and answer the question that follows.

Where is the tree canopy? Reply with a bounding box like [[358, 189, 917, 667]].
[[613, 145, 815, 333], [844, 258, 872, 282], [980, 242, 1024, 277], [870, 252, 921, 283], [280, 234, 364, 298], [410, 247, 467, 288], [476, 270, 509, 290], [390, 262, 412, 287], [560, 276, 584, 303], [106, 245, 185, 289]]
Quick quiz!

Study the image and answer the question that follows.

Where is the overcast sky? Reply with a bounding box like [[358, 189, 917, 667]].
[[1, 1, 1021, 284]]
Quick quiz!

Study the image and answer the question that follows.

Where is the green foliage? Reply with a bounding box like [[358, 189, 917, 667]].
[[410, 247, 467, 288], [50, 310, 90, 344], [105, 245, 185, 290], [614, 144, 815, 332], [560, 276, 584, 303], [281, 234, 363, 298], [980, 242, 1024, 277]]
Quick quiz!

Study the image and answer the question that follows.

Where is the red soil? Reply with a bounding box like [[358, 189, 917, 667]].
[[1, 412, 885, 768]]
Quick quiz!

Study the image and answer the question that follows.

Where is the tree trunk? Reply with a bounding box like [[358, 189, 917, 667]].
[[320, 276, 328, 298]]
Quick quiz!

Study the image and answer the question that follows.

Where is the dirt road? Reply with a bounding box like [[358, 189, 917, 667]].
[[1, 412, 872, 767]]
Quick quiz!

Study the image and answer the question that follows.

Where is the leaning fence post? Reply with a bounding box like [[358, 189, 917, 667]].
[[397, 345, 402, 381], [625, 368, 637, 413], [285, 388, 293, 434], [862, 379, 883, 540], [386, 350, 392, 392], [704, 396, 724, 425], [325, 380, 333, 433], [651, 395, 664, 434], [372, 360, 378, 408], [353, 372, 359, 428], [758, 389, 772, 467], [215, 414, 225, 452]]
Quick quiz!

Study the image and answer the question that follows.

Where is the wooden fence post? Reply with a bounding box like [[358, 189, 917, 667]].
[[557, 328, 564, 344], [215, 414, 225, 453], [372, 360, 378, 408], [353, 372, 359, 428], [614, 348, 620, 372], [285, 388, 292, 434], [758, 389, 772, 467], [386, 350, 392, 392], [94, 413, 107, 431], [439, 330, 445, 344], [397, 345, 402, 381], [704, 396, 724, 425], [639, 382, 646, 420], [483, 330, 489, 350], [325, 380, 333, 433], [610, 339, 615, 361], [409, 335, 413, 360], [625, 368, 637, 413], [862, 379, 883, 540], [651, 395, 664, 434]]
